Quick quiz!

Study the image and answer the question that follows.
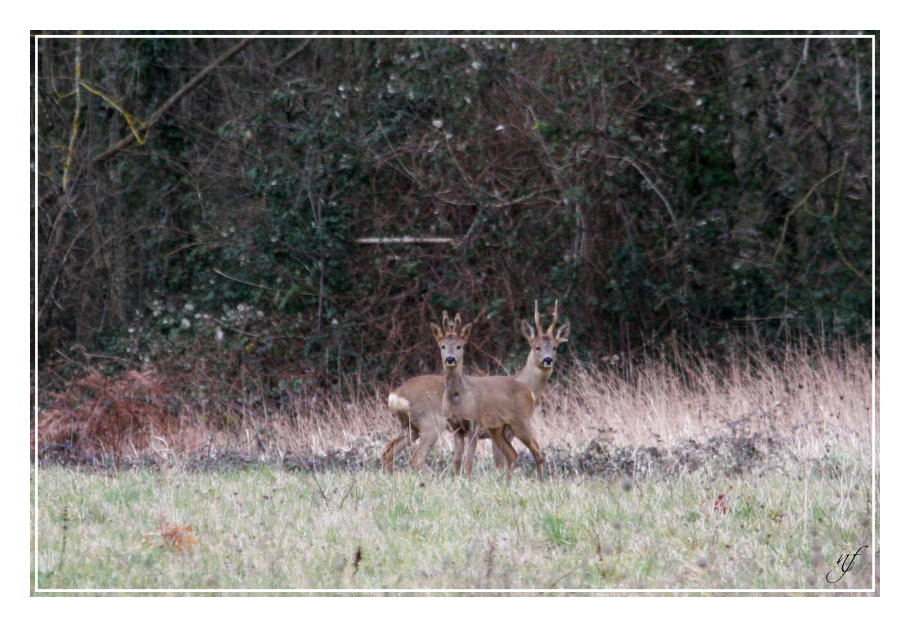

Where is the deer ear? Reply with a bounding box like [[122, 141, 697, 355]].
[[556, 322, 571, 344], [430, 323, 444, 342], [459, 322, 473, 340], [520, 319, 536, 342]]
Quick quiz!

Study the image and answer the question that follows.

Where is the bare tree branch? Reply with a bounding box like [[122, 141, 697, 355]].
[[38, 37, 255, 209], [92, 37, 255, 165]]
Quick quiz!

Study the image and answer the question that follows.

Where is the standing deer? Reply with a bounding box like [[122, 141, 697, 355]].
[[479, 300, 570, 470], [381, 302, 568, 475], [432, 311, 542, 481]]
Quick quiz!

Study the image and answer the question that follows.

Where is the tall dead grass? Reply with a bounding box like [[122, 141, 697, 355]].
[[35, 341, 875, 469], [539, 341, 874, 456]]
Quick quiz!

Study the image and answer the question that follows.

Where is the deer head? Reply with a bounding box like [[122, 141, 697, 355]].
[[430, 312, 473, 370], [520, 300, 570, 371]]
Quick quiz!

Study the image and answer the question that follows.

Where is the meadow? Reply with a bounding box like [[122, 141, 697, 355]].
[[32, 344, 877, 594]]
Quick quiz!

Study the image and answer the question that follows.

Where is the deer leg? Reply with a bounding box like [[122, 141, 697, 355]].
[[408, 424, 440, 472], [491, 441, 506, 469], [382, 414, 419, 473], [488, 427, 518, 481], [452, 428, 466, 476], [381, 434, 404, 473], [490, 425, 515, 469], [463, 424, 482, 476], [508, 422, 545, 480]]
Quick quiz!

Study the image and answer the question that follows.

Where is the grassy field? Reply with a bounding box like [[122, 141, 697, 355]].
[[32, 344, 877, 594], [33, 462, 874, 592]]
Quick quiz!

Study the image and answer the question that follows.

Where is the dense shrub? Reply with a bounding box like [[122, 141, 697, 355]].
[[35, 33, 876, 392]]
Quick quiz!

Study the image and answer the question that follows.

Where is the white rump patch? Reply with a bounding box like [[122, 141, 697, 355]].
[[388, 392, 410, 413]]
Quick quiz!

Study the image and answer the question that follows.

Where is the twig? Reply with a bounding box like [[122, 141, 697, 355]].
[[776, 38, 810, 99], [309, 474, 357, 509], [56, 505, 70, 577], [337, 479, 357, 509], [435, 188, 552, 208], [376, 121, 421, 186], [309, 472, 330, 507], [212, 267, 283, 293], [61, 35, 82, 194], [79, 80, 146, 145], [773, 167, 844, 262], [548, 560, 587, 588], [618, 156, 678, 232], [459, 206, 486, 250], [356, 237, 456, 245], [829, 152, 872, 287], [275, 41, 310, 69], [54, 348, 99, 377]]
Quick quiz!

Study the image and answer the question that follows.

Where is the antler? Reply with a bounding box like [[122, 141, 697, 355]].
[[442, 311, 463, 332], [548, 300, 559, 335], [534, 300, 544, 337]]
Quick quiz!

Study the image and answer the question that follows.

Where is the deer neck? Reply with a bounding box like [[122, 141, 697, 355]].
[[443, 362, 466, 399], [515, 352, 552, 396], [443, 362, 468, 429]]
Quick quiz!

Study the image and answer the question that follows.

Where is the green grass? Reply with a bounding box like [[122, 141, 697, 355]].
[[31, 462, 875, 593]]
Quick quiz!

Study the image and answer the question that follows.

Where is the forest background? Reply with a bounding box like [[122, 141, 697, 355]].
[[32, 33, 876, 458]]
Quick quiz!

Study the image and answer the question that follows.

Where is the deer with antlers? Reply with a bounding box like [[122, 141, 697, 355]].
[[515, 301, 571, 401], [432, 311, 542, 480], [381, 303, 568, 477], [476, 300, 570, 470]]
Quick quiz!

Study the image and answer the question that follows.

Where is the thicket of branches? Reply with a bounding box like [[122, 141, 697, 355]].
[[34, 33, 876, 403]]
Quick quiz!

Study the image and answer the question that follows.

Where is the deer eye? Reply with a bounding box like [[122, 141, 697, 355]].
[[456, 345, 462, 350]]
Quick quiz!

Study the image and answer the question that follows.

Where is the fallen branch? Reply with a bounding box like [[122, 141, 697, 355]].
[[355, 236, 457, 245]]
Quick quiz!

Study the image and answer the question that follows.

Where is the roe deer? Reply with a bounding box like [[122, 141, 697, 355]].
[[381, 302, 567, 474], [381, 311, 487, 474], [480, 300, 570, 469], [432, 312, 543, 481]]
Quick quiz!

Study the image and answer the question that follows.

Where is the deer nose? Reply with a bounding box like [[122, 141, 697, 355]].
[[445, 356, 457, 366], [542, 356, 554, 367]]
